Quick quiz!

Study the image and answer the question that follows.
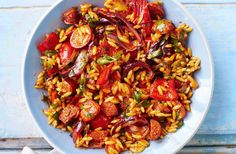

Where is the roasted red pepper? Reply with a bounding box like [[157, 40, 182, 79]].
[[96, 63, 113, 86], [150, 79, 178, 101], [90, 112, 111, 129], [37, 32, 59, 54]]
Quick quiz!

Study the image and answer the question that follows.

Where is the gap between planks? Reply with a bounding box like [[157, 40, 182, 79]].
[[0, 2, 236, 10], [1, 134, 236, 149]]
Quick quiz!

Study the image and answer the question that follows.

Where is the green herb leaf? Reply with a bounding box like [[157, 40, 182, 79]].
[[177, 121, 184, 128], [122, 110, 128, 118], [52, 103, 58, 109], [87, 112, 94, 118], [156, 20, 166, 32], [85, 14, 97, 28], [41, 93, 50, 106], [147, 48, 163, 59], [133, 91, 142, 103], [113, 50, 123, 60], [171, 35, 182, 53], [97, 55, 115, 65], [52, 111, 59, 120], [79, 73, 86, 91], [141, 100, 151, 108], [44, 50, 58, 57]]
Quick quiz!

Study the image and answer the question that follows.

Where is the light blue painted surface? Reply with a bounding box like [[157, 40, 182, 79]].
[[0, 0, 236, 152], [0, 0, 235, 7]]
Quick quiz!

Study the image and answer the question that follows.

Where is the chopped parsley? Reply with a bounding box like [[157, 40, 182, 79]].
[[43, 50, 58, 57], [133, 91, 142, 103], [141, 100, 151, 108]]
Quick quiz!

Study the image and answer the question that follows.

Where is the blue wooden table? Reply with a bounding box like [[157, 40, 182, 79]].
[[0, 0, 236, 153]]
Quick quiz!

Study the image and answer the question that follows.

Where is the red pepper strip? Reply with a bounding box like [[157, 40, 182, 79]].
[[123, 60, 154, 80], [37, 32, 59, 54], [96, 63, 113, 86]]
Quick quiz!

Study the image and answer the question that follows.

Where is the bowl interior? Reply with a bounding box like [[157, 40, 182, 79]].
[[23, 0, 214, 153]]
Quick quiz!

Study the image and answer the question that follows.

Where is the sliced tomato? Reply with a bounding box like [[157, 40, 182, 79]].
[[149, 119, 162, 140], [150, 79, 178, 101], [80, 100, 100, 122], [37, 32, 59, 54], [90, 112, 110, 129], [59, 42, 77, 68], [96, 63, 113, 86], [70, 25, 92, 49]]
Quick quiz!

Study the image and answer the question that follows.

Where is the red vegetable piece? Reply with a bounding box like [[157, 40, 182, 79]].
[[50, 91, 57, 103], [62, 7, 80, 25], [150, 79, 178, 101], [37, 32, 59, 54], [59, 42, 77, 68], [96, 63, 113, 86], [147, 2, 164, 19], [90, 112, 110, 129], [46, 65, 59, 78], [71, 121, 84, 143]]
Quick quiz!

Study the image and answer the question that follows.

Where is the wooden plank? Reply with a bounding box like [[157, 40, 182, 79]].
[[0, 137, 236, 154], [0, 147, 236, 154], [0, 0, 236, 8], [1, 135, 235, 149], [0, 150, 49, 154], [179, 147, 236, 154], [0, 4, 236, 138]]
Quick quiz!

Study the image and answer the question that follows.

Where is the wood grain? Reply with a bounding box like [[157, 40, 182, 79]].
[[1, 147, 236, 154]]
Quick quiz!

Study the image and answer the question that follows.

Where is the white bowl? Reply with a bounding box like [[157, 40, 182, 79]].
[[22, 0, 214, 153]]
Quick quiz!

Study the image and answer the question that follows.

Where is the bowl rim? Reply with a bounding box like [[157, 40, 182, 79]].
[[22, 0, 214, 153]]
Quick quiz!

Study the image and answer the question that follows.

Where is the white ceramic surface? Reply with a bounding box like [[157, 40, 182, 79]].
[[22, 0, 214, 153]]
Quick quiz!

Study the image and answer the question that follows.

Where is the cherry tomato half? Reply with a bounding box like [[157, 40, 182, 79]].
[[59, 42, 77, 68], [70, 25, 92, 49]]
